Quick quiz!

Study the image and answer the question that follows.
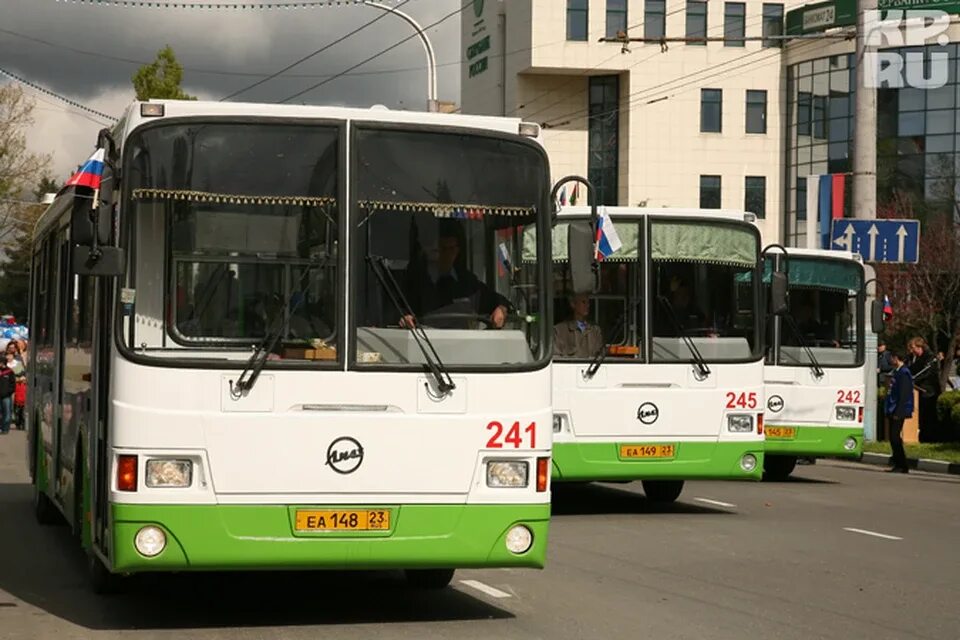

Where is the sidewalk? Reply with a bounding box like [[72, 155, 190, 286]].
[[858, 451, 960, 476]]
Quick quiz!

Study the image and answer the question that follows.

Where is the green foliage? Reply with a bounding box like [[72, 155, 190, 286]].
[[937, 390, 960, 422], [0, 175, 56, 320], [952, 402, 960, 430], [132, 45, 196, 101]]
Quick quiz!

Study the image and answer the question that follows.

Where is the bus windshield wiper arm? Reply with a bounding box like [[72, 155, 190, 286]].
[[583, 302, 640, 379], [230, 257, 320, 399], [657, 295, 711, 379], [782, 314, 825, 378], [367, 255, 455, 395]]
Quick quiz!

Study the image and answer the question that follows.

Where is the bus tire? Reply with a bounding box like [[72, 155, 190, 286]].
[[87, 552, 122, 595], [405, 568, 455, 589], [641, 480, 684, 504], [763, 455, 797, 481]]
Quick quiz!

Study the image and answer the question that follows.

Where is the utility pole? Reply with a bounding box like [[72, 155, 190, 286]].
[[853, 0, 878, 220]]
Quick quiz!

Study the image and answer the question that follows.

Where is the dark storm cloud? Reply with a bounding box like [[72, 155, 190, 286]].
[[0, 0, 462, 175]]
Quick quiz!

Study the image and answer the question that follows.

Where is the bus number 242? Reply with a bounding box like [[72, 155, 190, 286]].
[[486, 421, 536, 449], [837, 390, 862, 404]]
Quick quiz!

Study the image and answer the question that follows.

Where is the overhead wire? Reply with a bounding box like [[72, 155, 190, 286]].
[[0, 65, 117, 122]]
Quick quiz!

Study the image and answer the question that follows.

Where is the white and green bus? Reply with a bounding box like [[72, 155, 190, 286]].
[[27, 100, 555, 591], [761, 248, 878, 480], [529, 207, 768, 503]]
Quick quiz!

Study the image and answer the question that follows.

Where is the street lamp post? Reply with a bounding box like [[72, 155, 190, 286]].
[[362, 0, 439, 112]]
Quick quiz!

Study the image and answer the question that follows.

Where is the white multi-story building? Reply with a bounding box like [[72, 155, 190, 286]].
[[461, 0, 807, 243]]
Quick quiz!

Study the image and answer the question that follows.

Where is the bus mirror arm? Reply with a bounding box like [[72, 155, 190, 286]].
[[550, 175, 600, 293], [864, 277, 885, 334], [72, 197, 124, 277]]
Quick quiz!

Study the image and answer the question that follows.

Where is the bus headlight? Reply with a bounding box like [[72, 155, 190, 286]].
[[505, 525, 533, 554], [487, 461, 529, 488], [553, 413, 569, 433], [145, 459, 193, 488], [740, 454, 758, 473], [727, 414, 754, 433], [835, 406, 857, 422], [135, 525, 166, 557]]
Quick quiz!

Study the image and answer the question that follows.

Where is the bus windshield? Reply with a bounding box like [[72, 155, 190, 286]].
[[540, 217, 761, 364], [771, 257, 864, 367], [352, 127, 548, 368], [119, 121, 548, 368]]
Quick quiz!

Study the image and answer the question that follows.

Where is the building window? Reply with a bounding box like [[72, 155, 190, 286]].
[[701, 88, 722, 133], [606, 0, 628, 38], [589, 76, 620, 206], [686, 0, 707, 45], [700, 175, 722, 208], [813, 95, 827, 139], [746, 90, 767, 134], [762, 3, 784, 48], [797, 92, 812, 136], [645, 0, 666, 39], [797, 176, 807, 221], [567, 0, 588, 41], [724, 3, 746, 47], [745, 176, 766, 218]]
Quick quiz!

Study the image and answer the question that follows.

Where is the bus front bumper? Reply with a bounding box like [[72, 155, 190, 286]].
[[764, 425, 863, 458], [111, 503, 549, 573], [551, 441, 763, 482]]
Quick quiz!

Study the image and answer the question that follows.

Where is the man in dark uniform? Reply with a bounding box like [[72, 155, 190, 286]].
[[402, 221, 510, 329]]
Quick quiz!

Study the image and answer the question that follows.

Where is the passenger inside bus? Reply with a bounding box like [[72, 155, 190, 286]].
[[401, 220, 511, 330], [654, 276, 710, 336], [553, 292, 604, 358]]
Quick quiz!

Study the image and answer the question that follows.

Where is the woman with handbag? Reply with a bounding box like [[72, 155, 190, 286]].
[[907, 337, 942, 442]]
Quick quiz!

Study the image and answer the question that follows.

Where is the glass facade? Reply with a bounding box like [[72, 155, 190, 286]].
[[784, 45, 960, 245], [589, 75, 620, 206]]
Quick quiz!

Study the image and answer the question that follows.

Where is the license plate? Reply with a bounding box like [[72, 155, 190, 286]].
[[766, 427, 797, 439], [620, 444, 676, 459], [294, 509, 390, 531]]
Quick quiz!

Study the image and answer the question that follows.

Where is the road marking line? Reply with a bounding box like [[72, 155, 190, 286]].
[[843, 527, 903, 540], [459, 579, 512, 599], [694, 497, 737, 508]]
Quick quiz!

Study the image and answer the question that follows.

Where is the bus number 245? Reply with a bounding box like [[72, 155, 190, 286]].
[[486, 421, 536, 449], [725, 392, 758, 410]]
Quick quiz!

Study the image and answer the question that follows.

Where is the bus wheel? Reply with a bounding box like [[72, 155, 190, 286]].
[[405, 569, 455, 589], [87, 552, 122, 595], [33, 483, 61, 526], [763, 455, 797, 481], [641, 480, 685, 504]]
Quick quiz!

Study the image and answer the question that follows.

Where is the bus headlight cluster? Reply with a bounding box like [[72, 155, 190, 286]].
[[835, 406, 857, 422], [145, 459, 193, 488], [487, 461, 529, 488], [135, 525, 166, 557], [553, 413, 569, 434], [727, 414, 754, 433]]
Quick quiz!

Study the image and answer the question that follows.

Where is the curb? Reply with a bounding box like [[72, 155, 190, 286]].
[[858, 451, 960, 476]]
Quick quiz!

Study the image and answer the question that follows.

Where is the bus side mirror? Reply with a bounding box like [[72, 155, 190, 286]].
[[73, 245, 126, 276], [568, 221, 597, 294], [770, 271, 788, 315], [870, 299, 885, 334]]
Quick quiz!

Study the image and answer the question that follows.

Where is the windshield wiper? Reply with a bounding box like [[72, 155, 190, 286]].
[[657, 295, 711, 379], [583, 302, 639, 380], [367, 255, 456, 395], [781, 314, 825, 378], [230, 258, 320, 399]]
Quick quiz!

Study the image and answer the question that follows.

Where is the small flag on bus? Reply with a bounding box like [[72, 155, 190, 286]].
[[595, 209, 622, 260]]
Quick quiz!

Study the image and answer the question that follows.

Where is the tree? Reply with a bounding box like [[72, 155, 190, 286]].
[[0, 84, 51, 246], [132, 45, 196, 101], [877, 191, 960, 391], [0, 175, 55, 320]]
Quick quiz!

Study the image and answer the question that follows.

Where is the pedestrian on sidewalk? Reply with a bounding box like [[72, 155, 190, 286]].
[[0, 357, 15, 435], [885, 350, 915, 474]]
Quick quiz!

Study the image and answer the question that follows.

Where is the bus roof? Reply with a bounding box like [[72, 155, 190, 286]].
[[555, 206, 756, 224], [115, 99, 538, 144], [780, 246, 862, 263]]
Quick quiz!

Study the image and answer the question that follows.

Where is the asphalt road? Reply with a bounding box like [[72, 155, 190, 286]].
[[1, 429, 958, 640]]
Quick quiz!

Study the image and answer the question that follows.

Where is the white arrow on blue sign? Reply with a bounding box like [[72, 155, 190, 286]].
[[830, 219, 920, 263]]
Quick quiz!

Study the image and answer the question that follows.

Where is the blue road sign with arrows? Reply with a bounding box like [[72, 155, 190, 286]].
[[830, 219, 920, 263]]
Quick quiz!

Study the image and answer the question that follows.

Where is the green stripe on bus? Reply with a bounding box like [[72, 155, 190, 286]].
[[763, 425, 863, 457]]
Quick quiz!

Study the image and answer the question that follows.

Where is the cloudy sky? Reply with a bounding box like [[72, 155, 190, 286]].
[[0, 0, 461, 182]]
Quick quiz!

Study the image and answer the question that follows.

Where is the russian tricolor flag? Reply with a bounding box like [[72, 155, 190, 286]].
[[806, 173, 846, 249], [64, 148, 106, 191], [883, 294, 894, 320], [595, 208, 622, 260]]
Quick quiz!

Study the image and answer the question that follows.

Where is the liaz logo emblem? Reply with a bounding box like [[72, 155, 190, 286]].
[[767, 395, 784, 413], [326, 437, 364, 475], [637, 402, 659, 425]]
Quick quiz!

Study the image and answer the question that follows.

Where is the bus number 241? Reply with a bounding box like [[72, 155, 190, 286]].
[[486, 421, 536, 449]]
